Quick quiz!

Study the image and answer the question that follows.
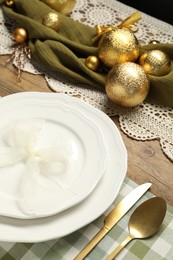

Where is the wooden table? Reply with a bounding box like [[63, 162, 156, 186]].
[[0, 54, 173, 206]]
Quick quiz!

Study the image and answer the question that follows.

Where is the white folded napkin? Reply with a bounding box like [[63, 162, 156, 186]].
[[0, 119, 75, 217]]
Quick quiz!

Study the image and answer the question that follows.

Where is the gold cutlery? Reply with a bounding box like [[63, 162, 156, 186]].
[[75, 182, 152, 260], [107, 196, 166, 259]]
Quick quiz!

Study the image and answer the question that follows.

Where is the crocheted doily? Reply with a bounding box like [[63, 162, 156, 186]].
[[0, 0, 173, 161]]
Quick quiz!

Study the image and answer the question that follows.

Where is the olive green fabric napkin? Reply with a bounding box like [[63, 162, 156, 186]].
[[1, 0, 173, 107]]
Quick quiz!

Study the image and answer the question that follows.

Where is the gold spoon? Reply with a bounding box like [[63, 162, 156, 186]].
[[107, 197, 166, 260]]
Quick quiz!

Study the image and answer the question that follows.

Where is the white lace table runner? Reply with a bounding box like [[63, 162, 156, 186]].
[[0, 0, 173, 161]]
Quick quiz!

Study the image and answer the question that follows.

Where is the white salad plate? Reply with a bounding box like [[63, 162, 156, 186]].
[[0, 92, 127, 242], [0, 92, 107, 219]]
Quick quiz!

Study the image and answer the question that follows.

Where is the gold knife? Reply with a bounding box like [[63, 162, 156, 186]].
[[74, 182, 152, 260]]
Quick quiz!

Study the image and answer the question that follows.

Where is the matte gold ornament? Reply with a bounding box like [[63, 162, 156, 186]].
[[105, 62, 150, 107], [85, 56, 100, 71], [139, 49, 171, 76], [5, 0, 14, 7], [42, 12, 61, 31], [7, 27, 31, 81], [40, 0, 76, 15], [98, 28, 139, 68], [13, 28, 28, 43]]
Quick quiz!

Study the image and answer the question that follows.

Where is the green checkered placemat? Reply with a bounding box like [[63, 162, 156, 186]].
[[0, 177, 173, 260]]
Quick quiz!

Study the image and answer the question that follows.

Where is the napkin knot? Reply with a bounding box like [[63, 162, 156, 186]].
[[0, 118, 75, 217]]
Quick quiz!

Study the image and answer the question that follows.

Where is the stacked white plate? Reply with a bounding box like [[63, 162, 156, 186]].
[[0, 92, 127, 242]]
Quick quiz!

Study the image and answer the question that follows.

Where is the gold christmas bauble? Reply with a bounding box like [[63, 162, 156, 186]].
[[5, 0, 14, 7], [13, 28, 28, 43], [42, 12, 61, 31], [85, 56, 100, 71], [105, 62, 150, 107], [98, 28, 139, 68], [40, 0, 76, 15], [139, 49, 171, 76]]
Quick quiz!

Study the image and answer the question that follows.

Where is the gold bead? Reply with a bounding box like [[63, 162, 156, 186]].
[[42, 12, 61, 31], [139, 49, 171, 76], [5, 0, 14, 7], [149, 40, 160, 44], [105, 62, 150, 107], [40, 0, 76, 15], [85, 56, 100, 71], [98, 28, 139, 68], [13, 28, 28, 43]]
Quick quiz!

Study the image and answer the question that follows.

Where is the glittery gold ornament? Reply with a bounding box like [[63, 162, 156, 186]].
[[139, 49, 171, 76], [5, 0, 14, 7], [85, 56, 100, 71], [40, 0, 76, 15], [13, 28, 28, 43], [98, 28, 139, 68], [105, 62, 150, 107], [42, 12, 61, 31]]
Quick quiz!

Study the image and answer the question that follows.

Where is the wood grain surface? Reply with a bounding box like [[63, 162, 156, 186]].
[[0, 55, 173, 206]]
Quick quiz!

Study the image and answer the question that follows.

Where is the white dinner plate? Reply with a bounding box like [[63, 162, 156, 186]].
[[0, 93, 106, 219], [0, 92, 127, 242]]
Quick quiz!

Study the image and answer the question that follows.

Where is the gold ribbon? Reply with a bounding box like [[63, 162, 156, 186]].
[[92, 11, 142, 43]]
